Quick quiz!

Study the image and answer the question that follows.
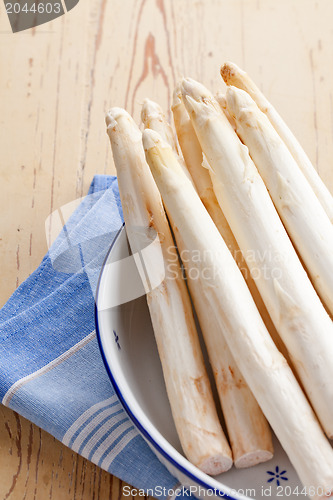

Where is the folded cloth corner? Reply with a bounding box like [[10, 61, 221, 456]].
[[0, 175, 196, 500]]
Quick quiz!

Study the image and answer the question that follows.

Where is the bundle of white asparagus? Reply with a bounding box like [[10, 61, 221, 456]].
[[181, 77, 333, 439], [105, 62, 333, 499]]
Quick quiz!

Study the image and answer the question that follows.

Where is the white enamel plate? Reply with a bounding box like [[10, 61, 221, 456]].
[[95, 225, 306, 500]]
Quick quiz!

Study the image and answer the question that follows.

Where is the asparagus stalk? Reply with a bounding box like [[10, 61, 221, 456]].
[[143, 95, 274, 467], [143, 128, 333, 500], [180, 78, 333, 440], [105, 108, 232, 475], [226, 85, 333, 315], [221, 61, 333, 223]]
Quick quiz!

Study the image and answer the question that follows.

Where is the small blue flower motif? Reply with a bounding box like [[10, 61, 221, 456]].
[[266, 466, 288, 486], [113, 330, 121, 351]]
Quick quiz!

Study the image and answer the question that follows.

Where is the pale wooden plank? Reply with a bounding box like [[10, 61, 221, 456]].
[[0, 2, 89, 302], [1, 1, 333, 499]]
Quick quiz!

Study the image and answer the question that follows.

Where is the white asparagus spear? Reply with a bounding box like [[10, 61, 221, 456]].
[[221, 61, 333, 222], [106, 107, 232, 475], [143, 128, 333, 500], [143, 95, 274, 467], [181, 78, 333, 440], [226, 85, 333, 315]]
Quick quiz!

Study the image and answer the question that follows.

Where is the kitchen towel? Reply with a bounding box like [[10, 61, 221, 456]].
[[0, 175, 198, 500]]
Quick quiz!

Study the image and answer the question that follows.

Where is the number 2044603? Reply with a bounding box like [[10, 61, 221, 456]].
[[5, 2, 62, 14]]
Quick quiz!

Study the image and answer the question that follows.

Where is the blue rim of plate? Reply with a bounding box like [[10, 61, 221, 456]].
[[95, 223, 237, 500]]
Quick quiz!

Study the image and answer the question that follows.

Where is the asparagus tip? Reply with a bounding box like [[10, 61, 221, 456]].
[[142, 128, 171, 152], [181, 77, 212, 102], [105, 107, 130, 129], [106, 107, 141, 143], [141, 98, 163, 125], [226, 85, 255, 118], [221, 61, 243, 84], [180, 78, 215, 118]]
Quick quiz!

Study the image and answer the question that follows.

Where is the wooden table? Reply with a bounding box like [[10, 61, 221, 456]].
[[1, 0, 333, 498]]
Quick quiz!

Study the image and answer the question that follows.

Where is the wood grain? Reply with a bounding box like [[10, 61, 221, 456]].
[[1, 0, 333, 498], [0, 404, 145, 500]]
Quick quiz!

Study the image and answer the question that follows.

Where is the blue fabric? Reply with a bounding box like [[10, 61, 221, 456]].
[[0, 175, 196, 500]]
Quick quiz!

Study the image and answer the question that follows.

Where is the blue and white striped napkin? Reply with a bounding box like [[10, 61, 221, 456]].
[[0, 175, 195, 499]]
